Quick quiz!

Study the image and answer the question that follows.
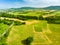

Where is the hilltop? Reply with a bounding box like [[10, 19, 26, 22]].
[[6, 6, 60, 11]]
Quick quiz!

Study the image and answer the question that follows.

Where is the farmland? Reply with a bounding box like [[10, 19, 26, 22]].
[[0, 8, 60, 45], [6, 20, 60, 45]]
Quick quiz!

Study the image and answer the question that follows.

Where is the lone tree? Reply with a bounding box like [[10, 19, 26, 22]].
[[21, 37, 33, 45]]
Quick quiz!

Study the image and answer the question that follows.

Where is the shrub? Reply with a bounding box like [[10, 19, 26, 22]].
[[21, 37, 33, 45]]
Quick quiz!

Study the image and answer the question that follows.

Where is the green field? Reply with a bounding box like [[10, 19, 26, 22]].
[[49, 24, 60, 33], [46, 24, 60, 45], [0, 10, 60, 45], [7, 25, 34, 45], [0, 23, 9, 45], [8, 10, 48, 16], [34, 21, 47, 32], [0, 23, 9, 35], [5, 20, 60, 45]]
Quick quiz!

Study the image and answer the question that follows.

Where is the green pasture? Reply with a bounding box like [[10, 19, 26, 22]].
[[7, 20, 49, 45], [49, 24, 60, 33], [46, 23, 60, 45], [34, 20, 47, 32], [0, 23, 9, 35], [7, 25, 34, 45]]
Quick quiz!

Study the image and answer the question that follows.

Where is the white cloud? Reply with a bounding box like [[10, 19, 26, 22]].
[[22, 0, 60, 7], [24, 0, 60, 3], [1, 0, 60, 9]]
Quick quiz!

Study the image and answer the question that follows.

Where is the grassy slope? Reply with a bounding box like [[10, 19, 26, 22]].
[[0, 9, 60, 45], [8, 10, 49, 16], [6, 20, 50, 45], [34, 20, 47, 32], [0, 23, 9, 35], [0, 23, 9, 45], [46, 24, 60, 45], [7, 25, 34, 45], [6, 20, 60, 45]]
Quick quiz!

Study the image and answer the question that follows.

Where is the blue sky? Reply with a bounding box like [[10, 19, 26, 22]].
[[0, 0, 60, 9]]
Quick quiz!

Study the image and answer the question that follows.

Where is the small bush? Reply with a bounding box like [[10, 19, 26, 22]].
[[21, 37, 33, 45]]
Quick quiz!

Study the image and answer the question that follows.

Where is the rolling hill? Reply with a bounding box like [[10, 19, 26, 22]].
[[1, 6, 60, 12], [43, 6, 60, 10]]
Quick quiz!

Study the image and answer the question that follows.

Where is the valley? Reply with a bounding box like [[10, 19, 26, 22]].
[[0, 7, 60, 45]]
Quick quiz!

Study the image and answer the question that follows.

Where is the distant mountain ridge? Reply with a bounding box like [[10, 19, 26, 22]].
[[9, 6, 60, 10], [1, 6, 60, 12], [7, 7, 40, 11], [43, 6, 60, 10]]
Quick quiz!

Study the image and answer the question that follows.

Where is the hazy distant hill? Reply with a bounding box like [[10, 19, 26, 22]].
[[43, 6, 60, 10], [1, 6, 60, 12], [6, 7, 41, 12]]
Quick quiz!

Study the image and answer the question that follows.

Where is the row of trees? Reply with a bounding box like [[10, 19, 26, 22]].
[[0, 12, 60, 24], [0, 18, 25, 25], [45, 16, 60, 24], [0, 12, 43, 20]]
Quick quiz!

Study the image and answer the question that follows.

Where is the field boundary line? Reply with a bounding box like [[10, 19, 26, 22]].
[[0, 22, 14, 38], [42, 32, 52, 44]]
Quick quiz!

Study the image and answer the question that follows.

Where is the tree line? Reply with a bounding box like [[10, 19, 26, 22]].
[[0, 12, 60, 24], [0, 12, 43, 20], [0, 18, 25, 25], [45, 16, 60, 24]]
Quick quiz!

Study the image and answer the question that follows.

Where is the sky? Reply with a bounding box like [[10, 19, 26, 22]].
[[0, 0, 60, 9]]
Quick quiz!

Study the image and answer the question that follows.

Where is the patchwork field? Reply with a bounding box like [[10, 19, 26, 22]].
[[5, 20, 60, 45], [7, 24, 34, 45], [0, 10, 60, 45]]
